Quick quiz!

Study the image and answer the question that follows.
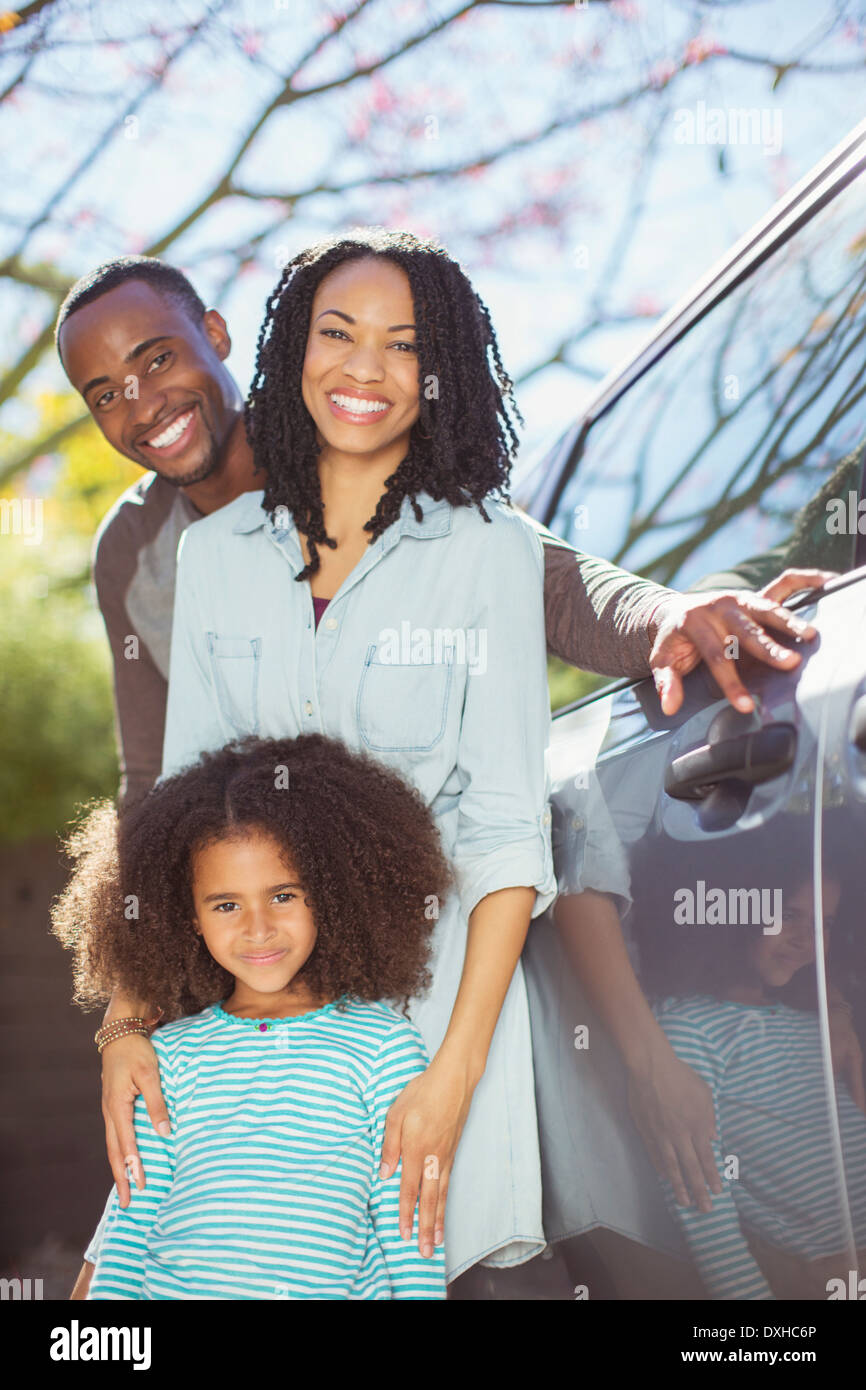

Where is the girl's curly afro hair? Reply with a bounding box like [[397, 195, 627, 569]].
[[51, 733, 454, 1023], [244, 224, 524, 582]]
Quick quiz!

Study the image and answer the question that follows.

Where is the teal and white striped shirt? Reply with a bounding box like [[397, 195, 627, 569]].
[[86, 997, 446, 1300], [654, 996, 866, 1300]]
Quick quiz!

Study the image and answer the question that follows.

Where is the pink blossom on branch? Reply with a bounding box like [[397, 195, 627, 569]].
[[237, 30, 262, 57], [369, 75, 397, 112], [628, 292, 662, 317], [648, 58, 677, 89], [683, 36, 727, 66]]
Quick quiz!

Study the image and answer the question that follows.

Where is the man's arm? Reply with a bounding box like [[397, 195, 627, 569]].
[[542, 539, 673, 677], [92, 536, 167, 812], [526, 518, 832, 717]]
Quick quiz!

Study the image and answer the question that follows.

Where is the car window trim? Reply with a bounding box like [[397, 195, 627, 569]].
[[536, 120, 866, 528]]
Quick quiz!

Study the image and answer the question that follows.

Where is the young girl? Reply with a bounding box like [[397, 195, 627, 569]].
[[636, 828, 866, 1300], [52, 732, 451, 1300]]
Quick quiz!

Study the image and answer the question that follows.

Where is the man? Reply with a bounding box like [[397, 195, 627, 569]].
[[57, 256, 831, 811], [55, 259, 261, 808]]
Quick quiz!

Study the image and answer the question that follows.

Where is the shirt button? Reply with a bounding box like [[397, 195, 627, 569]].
[[571, 816, 585, 832], [304, 700, 313, 716], [325, 616, 338, 630], [542, 810, 552, 826]]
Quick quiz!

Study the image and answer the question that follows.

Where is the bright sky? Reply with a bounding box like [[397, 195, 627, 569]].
[[1, 0, 864, 494]]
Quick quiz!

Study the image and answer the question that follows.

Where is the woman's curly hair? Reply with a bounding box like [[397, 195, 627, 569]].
[[244, 225, 524, 581], [51, 734, 453, 1023]]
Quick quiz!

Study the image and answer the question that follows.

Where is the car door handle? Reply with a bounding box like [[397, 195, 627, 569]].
[[664, 724, 797, 802], [851, 695, 866, 753]]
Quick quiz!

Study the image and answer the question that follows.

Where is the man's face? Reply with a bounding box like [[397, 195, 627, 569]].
[[59, 279, 240, 487]]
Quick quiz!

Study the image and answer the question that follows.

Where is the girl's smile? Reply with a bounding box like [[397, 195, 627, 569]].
[[191, 828, 325, 1017], [732, 877, 841, 1002], [238, 947, 288, 965]]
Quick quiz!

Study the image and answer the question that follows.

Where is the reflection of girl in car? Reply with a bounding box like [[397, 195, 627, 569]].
[[645, 848, 866, 1300]]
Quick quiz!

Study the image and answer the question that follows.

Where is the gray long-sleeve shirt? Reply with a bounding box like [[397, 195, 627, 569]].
[[92, 476, 675, 811]]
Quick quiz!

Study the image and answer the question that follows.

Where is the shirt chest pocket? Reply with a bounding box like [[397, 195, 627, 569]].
[[356, 643, 455, 752], [206, 633, 261, 737]]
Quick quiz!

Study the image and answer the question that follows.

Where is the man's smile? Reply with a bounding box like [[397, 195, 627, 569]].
[[137, 405, 199, 457]]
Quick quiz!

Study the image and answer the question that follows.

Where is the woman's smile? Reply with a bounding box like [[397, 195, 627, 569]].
[[326, 387, 394, 426]]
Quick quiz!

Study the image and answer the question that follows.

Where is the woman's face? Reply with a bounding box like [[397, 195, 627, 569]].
[[748, 877, 839, 989], [301, 255, 421, 459], [191, 828, 319, 1005]]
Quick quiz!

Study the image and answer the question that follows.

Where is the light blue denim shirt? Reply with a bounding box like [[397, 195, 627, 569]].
[[162, 488, 555, 924]]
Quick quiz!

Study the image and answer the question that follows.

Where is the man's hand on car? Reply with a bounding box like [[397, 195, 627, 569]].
[[648, 568, 838, 716]]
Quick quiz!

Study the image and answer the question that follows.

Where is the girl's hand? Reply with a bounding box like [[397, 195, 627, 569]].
[[828, 1003, 866, 1114], [626, 1045, 723, 1213], [101, 1033, 170, 1207], [378, 1054, 476, 1258]]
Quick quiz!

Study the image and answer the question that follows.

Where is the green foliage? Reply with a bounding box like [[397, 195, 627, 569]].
[[547, 656, 609, 713], [0, 553, 118, 845], [0, 390, 135, 841]]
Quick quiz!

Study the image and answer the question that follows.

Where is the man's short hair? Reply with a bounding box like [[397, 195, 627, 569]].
[[55, 256, 207, 350]]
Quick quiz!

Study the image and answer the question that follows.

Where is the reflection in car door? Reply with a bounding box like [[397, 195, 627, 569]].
[[524, 578, 866, 1299]]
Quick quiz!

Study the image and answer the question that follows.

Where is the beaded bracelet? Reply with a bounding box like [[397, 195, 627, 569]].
[[94, 1017, 152, 1054]]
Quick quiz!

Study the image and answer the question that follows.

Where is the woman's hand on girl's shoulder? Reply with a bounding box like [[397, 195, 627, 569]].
[[101, 1034, 170, 1207], [378, 1054, 476, 1258]]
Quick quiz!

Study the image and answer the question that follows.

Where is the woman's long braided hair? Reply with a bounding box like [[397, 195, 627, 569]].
[[243, 226, 524, 581]]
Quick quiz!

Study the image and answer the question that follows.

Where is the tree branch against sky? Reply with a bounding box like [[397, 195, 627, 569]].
[[1, 0, 865, 491]]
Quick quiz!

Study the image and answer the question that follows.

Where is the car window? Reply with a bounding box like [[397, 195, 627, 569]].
[[548, 170, 866, 591]]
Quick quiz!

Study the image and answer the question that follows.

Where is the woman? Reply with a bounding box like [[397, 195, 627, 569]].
[[89, 226, 556, 1287]]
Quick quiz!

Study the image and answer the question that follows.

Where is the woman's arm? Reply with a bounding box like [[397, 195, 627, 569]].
[[366, 1023, 448, 1298], [554, 888, 723, 1210], [99, 1024, 169, 1210], [380, 885, 535, 1257], [651, 1010, 775, 1300], [379, 506, 555, 1255]]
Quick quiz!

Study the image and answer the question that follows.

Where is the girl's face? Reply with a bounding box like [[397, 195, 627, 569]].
[[301, 255, 421, 458], [192, 828, 319, 1007], [747, 877, 839, 989]]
